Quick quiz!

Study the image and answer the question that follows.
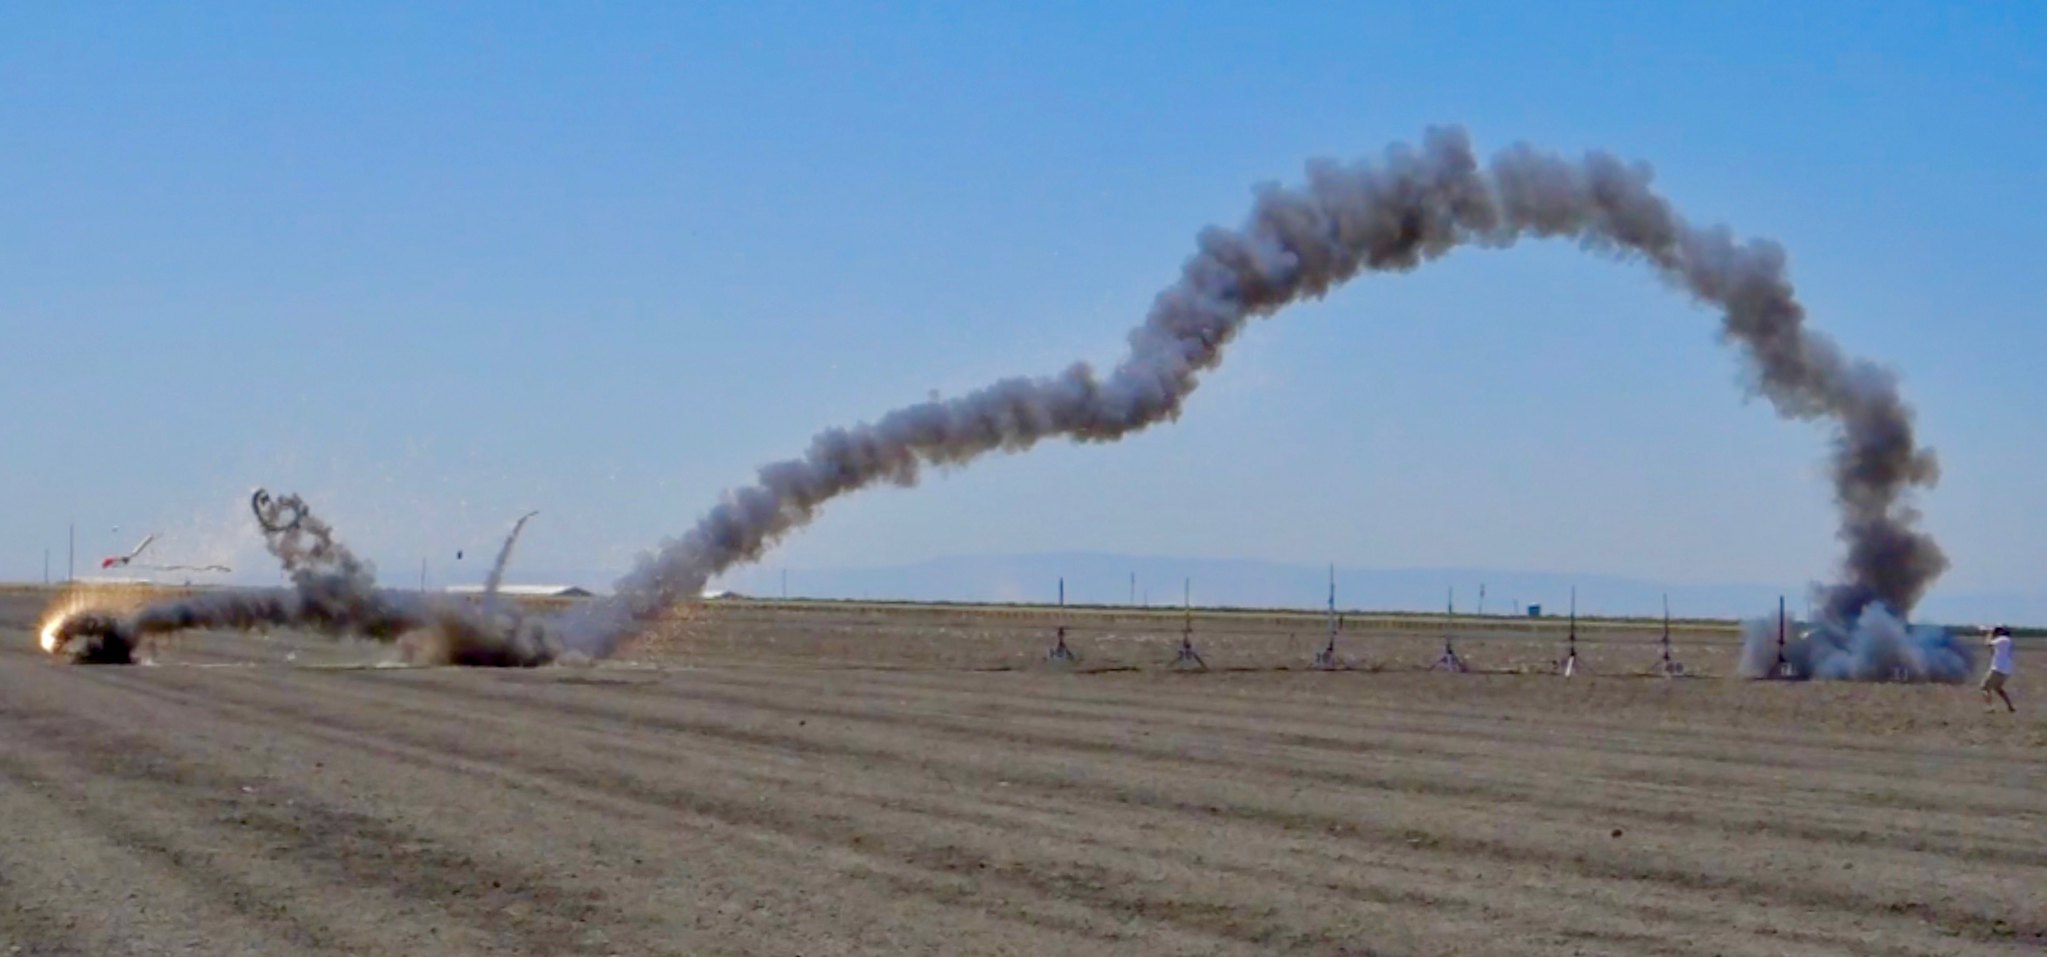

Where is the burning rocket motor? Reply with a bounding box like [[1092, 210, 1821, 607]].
[[39, 608, 140, 665]]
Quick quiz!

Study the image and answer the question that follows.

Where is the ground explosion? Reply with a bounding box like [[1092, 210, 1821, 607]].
[[40, 128, 1950, 677]]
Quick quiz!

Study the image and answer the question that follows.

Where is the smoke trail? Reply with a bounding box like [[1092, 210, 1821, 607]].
[[483, 510, 540, 602], [43, 492, 557, 666], [1739, 606, 1974, 683], [557, 127, 1943, 656], [38, 128, 1946, 669]]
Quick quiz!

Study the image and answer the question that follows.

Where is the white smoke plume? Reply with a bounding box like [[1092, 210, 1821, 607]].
[[1739, 606, 1974, 683], [555, 127, 1944, 657]]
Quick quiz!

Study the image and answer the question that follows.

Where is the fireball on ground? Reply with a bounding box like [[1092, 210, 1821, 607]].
[[35, 592, 142, 665], [36, 597, 91, 656]]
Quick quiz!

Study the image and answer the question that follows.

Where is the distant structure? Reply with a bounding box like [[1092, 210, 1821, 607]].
[[446, 584, 594, 599], [74, 576, 157, 587]]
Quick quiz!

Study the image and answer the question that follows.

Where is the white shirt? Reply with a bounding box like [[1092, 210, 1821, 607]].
[[1989, 635, 2014, 674]]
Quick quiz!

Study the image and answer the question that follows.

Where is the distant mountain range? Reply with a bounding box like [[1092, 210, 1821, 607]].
[[714, 551, 2044, 626]]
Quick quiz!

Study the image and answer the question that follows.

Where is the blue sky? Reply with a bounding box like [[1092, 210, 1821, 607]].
[[3, 2, 2043, 613]]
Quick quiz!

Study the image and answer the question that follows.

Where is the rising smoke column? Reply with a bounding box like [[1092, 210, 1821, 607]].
[[483, 510, 540, 604], [560, 127, 1944, 657]]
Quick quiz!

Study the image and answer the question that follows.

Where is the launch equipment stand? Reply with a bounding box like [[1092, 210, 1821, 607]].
[[1432, 587, 1468, 672], [1311, 565, 1350, 670], [1433, 638, 1469, 673], [1557, 588, 1580, 678], [1170, 579, 1207, 671], [1656, 594, 1685, 677], [1768, 596, 1793, 679], [1045, 577, 1079, 665]]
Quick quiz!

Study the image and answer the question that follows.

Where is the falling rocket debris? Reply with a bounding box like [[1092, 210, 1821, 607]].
[[42, 127, 1948, 673], [97, 533, 232, 574]]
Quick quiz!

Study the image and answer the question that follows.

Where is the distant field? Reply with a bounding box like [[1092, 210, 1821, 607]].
[[1, 585, 2040, 956]]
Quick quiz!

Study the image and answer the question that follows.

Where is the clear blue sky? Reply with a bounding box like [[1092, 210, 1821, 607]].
[[4, 2, 2043, 612]]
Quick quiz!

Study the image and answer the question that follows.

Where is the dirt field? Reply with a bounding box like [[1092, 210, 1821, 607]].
[[1, 588, 2041, 955]]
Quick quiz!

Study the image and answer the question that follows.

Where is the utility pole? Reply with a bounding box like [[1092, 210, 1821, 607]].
[[43, 548, 50, 586], [1129, 571, 1136, 606], [782, 569, 789, 600], [67, 522, 75, 584], [420, 557, 427, 593]]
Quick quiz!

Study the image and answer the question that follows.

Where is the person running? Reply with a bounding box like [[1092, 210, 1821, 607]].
[[1981, 625, 2016, 713]]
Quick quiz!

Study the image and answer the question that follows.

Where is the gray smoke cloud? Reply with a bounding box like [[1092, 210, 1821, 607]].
[[555, 127, 1944, 657]]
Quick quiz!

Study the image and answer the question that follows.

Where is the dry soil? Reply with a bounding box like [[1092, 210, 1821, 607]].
[[1, 589, 2041, 955]]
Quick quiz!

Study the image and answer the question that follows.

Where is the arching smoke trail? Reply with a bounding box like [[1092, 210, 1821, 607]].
[[40, 127, 1946, 670], [557, 127, 1943, 657]]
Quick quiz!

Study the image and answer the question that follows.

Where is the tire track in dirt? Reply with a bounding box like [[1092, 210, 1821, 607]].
[[0, 787, 96, 957], [806, 674, 2043, 852], [63, 665, 1249, 956], [452, 666, 2047, 905], [7, 617, 2038, 957], [215, 666, 2008, 955], [440, 670, 2038, 944], [704, 665, 2038, 796], [0, 675, 635, 957], [659, 667, 2045, 848], [0, 707, 359, 955], [88, 667, 1352, 956]]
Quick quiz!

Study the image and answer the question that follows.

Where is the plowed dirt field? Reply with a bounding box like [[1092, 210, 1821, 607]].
[[2, 590, 2040, 955]]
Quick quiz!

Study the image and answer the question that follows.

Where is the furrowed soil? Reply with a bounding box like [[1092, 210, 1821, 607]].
[[2, 588, 2042, 955]]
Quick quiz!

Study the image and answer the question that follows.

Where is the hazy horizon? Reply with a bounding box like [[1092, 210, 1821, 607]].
[[28, 546, 2040, 627]]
